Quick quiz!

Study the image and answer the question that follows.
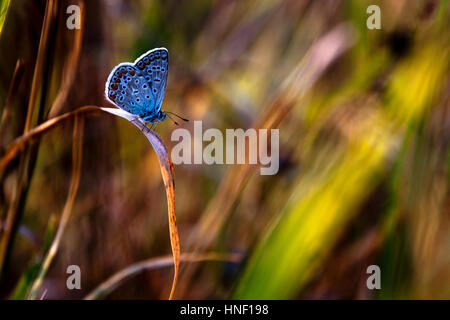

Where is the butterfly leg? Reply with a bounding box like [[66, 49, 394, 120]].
[[132, 116, 148, 134]]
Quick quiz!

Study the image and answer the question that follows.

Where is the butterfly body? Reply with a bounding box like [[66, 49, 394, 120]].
[[105, 47, 169, 125]]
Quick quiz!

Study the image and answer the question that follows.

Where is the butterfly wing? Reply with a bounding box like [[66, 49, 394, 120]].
[[105, 63, 154, 116], [134, 48, 169, 114], [105, 48, 169, 120]]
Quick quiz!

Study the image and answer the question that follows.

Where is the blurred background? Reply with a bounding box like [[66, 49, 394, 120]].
[[0, 0, 449, 299]]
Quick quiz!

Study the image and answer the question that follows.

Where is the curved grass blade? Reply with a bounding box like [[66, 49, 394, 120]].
[[101, 107, 180, 300], [0, 104, 182, 299], [0, 106, 101, 177], [84, 252, 241, 300]]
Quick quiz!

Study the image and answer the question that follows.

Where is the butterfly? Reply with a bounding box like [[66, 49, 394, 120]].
[[105, 47, 186, 129]]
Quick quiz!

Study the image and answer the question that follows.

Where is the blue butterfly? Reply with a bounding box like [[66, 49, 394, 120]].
[[105, 47, 173, 128]]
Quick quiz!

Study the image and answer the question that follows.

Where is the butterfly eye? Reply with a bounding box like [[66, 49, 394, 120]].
[[127, 77, 131, 81], [161, 68, 165, 71], [153, 88, 157, 93], [142, 84, 147, 89], [119, 96, 124, 102], [135, 79, 139, 84], [136, 98, 140, 102], [146, 95, 150, 99]]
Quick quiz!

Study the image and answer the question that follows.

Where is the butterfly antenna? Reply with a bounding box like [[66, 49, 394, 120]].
[[167, 113, 180, 126], [166, 111, 189, 122]]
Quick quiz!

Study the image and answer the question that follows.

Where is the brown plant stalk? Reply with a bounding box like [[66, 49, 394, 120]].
[[0, 0, 59, 279]]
